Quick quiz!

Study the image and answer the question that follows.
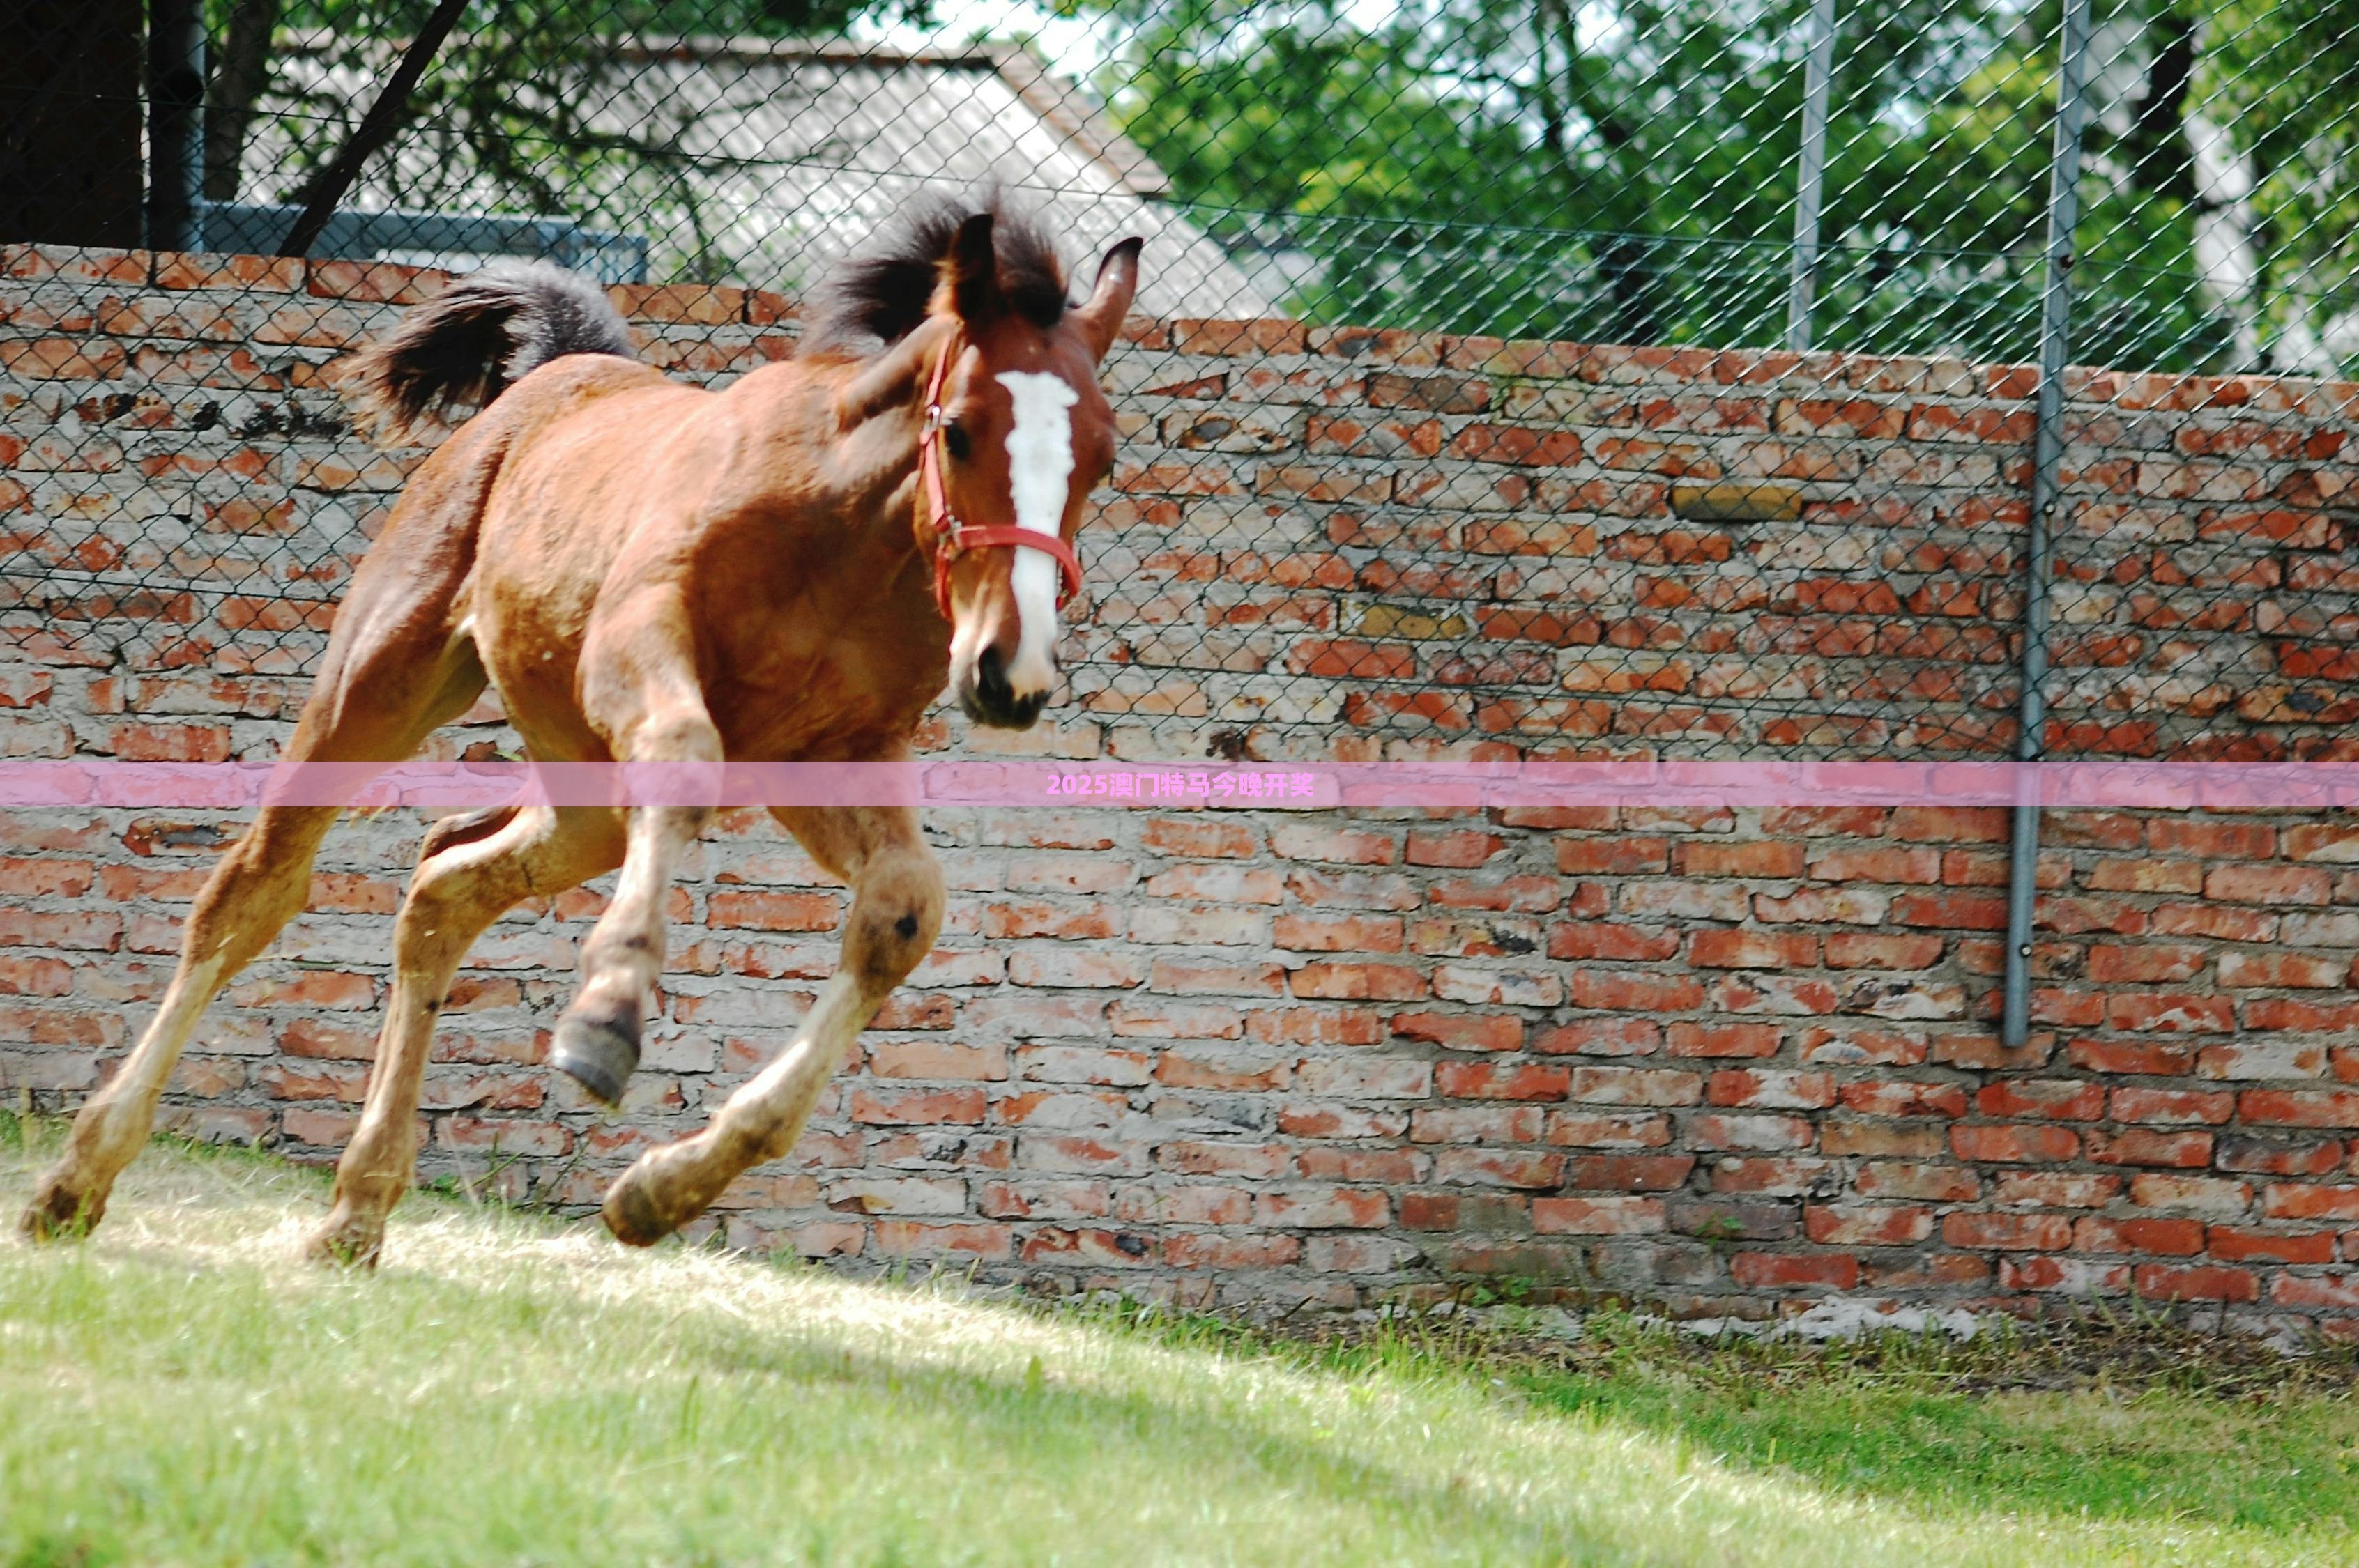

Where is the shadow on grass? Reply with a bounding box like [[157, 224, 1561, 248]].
[[8, 1118, 2356, 1561]]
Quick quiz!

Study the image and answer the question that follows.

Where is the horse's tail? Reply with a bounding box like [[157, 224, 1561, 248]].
[[339, 260, 637, 439]]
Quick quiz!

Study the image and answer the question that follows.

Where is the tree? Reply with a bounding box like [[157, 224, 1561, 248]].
[[1082, 0, 2304, 368], [197, 0, 926, 275]]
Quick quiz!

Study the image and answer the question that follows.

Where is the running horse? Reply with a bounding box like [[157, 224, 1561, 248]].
[[20, 194, 1141, 1263]]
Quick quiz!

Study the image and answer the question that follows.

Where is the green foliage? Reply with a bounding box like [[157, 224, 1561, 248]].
[[1085, 0, 2290, 367], [2199, 0, 2359, 364]]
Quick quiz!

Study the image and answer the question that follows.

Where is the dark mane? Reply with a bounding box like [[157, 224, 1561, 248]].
[[801, 187, 1070, 356]]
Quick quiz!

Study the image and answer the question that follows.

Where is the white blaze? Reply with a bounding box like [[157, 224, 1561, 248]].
[[995, 370, 1078, 697]]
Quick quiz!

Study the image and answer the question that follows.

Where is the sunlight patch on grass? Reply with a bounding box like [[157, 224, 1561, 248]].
[[2, 1123, 2352, 1567]]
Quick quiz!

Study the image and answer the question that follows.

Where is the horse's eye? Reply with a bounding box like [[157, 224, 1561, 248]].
[[943, 422, 971, 461]]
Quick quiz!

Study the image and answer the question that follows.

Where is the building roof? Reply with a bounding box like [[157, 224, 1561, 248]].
[[238, 38, 1276, 320]]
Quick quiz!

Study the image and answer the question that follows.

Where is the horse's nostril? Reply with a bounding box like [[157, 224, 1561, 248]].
[[976, 646, 1013, 705]]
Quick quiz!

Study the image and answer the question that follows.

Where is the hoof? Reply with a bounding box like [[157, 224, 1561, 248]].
[[552, 1006, 641, 1107], [600, 1167, 674, 1248], [304, 1210, 384, 1269], [17, 1174, 102, 1243]]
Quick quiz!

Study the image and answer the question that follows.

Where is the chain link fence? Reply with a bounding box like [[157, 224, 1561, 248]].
[[3, 0, 2354, 769]]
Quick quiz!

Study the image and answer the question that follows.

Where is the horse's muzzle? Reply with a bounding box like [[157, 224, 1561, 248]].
[[959, 645, 1048, 729]]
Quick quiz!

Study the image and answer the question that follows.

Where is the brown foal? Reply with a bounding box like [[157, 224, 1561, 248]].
[[20, 194, 1140, 1263]]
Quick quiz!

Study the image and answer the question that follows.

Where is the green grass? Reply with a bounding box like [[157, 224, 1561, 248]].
[[3, 1116, 2358, 1567]]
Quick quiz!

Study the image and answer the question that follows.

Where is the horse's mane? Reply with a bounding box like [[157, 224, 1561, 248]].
[[800, 187, 1069, 357]]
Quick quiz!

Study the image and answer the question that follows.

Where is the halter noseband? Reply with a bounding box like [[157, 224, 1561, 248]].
[[917, 329, 1085, 623]]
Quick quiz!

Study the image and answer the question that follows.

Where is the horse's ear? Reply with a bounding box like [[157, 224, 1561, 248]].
[[947, 210, 1000, 324], [1071, 237, 1142, 362]]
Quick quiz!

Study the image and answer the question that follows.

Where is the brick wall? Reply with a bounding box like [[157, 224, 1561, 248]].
[[7, 243, 2359, 1330]]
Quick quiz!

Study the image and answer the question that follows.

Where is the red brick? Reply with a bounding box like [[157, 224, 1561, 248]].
[[1544, 1113, 1674, 1154], [1564, 1153, 1693, 1190], [2133, 1263, 2257, 1302], [2127, 1172, 2252, 1213], [2260, 1184, 2359, 1222], [1890, 891, 2006, 928], [1678, 840, 1805, 877], [1854, 1162, 1980, 1201], [1990, 1171, 2121, 1208], [1952, 1125, 2080, 1163], [1808, 846, 1941, 884], [1688, 929, 1820, 969], [2207, 1225, 2336, 1263], [847, 1087, 986, 1125], [2243, 1090, 2359, 1128], [2072, 1215, 2205, 1255], [1269, 823, 1398, 864], [1392, 1011, 1522, 1052], [1708, 1069, 1837, 1109], [2281, 824, 2359, 863], [2215, 1135, 2344, 1176], [706, 890, 841, 931], [2080, 1130, 2213, 1169], [1824, 932, 1944, 969], [1433, 1148, 1566, 1189], [1140, 818, 1256, 858], [1690, 1114, 1815, 1152], [1730, 1252, 1858, 1289], [1405, 829, 1504, 868], [1944, 1213, 2072, 1250], [1566, 1066, 1702, 1106], [1145, 958, 1282, 995], [1531, 1017, 1662, 1056], [2084, 857, 2204, 894], [2085, 944, 2208, 983], [1532, 1196, 1666, 1234], [1555, 837, 1670, 874], [1975, 1079, 2105, 1120], [2204, 863, 2330, 905], [1549, 923, 1681, 961], [1434, 1061, 1568, 1101], [1569, 972, 1705, 1012], [1805, 1205, 1932, 1246], [2105, 993, 2236, 1033], [1691, 1159, 1821, 1199], [1274, 913, 1404, 952], [1290, 962, 1426, 1001], [1665, 1022, 1780, 1058], [2067, 1039, 2198, 1075], [2220, 951, 2347, 989], [1838, 1079, 1967, 1119], [2108, 1086, 2234, 1125]]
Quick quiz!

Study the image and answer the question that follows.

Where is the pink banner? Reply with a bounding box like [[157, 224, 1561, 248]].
[[2, 759, 2358, 810]]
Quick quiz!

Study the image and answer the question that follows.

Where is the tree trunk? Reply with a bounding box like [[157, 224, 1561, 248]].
[[202, 0, 282, 202]]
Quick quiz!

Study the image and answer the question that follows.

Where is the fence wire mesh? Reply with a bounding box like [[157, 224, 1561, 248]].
[[3, 0, 2356, 763]]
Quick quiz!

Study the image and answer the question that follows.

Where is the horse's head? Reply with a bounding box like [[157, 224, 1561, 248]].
[[918, 212, 1140, 729]]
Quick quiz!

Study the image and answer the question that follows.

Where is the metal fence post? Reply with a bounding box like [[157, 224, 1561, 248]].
[[1786, 0, 1838, 351], [146, 0, 206, 251], [2003, 0, 2095, 1049]]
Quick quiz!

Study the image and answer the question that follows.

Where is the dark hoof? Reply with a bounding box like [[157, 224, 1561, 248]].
[[552, 1007, 640, 1107], [602, 1169, 672, 1248], [18, 1178, 101, 1243]]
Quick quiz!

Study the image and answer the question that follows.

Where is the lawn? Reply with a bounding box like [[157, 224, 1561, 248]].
[[3, 1116, 2356, 1567]]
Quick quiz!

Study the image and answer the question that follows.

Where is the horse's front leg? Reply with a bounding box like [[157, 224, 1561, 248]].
[[551, 617, 726, 1107], [601, 803, 942, 1245]]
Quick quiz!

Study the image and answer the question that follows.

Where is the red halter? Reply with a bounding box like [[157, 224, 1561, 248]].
[[917, 330, 1085, 622]]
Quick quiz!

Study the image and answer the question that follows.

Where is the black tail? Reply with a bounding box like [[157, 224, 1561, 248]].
[[339, 259, 636, 438]]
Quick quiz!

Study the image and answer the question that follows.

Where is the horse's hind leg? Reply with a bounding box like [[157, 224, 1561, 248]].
[[19, 640, 484, 1242], [601, 804, 942, 1245], [17, 801, 344, 1238], [308, 804, 625, 1266]]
